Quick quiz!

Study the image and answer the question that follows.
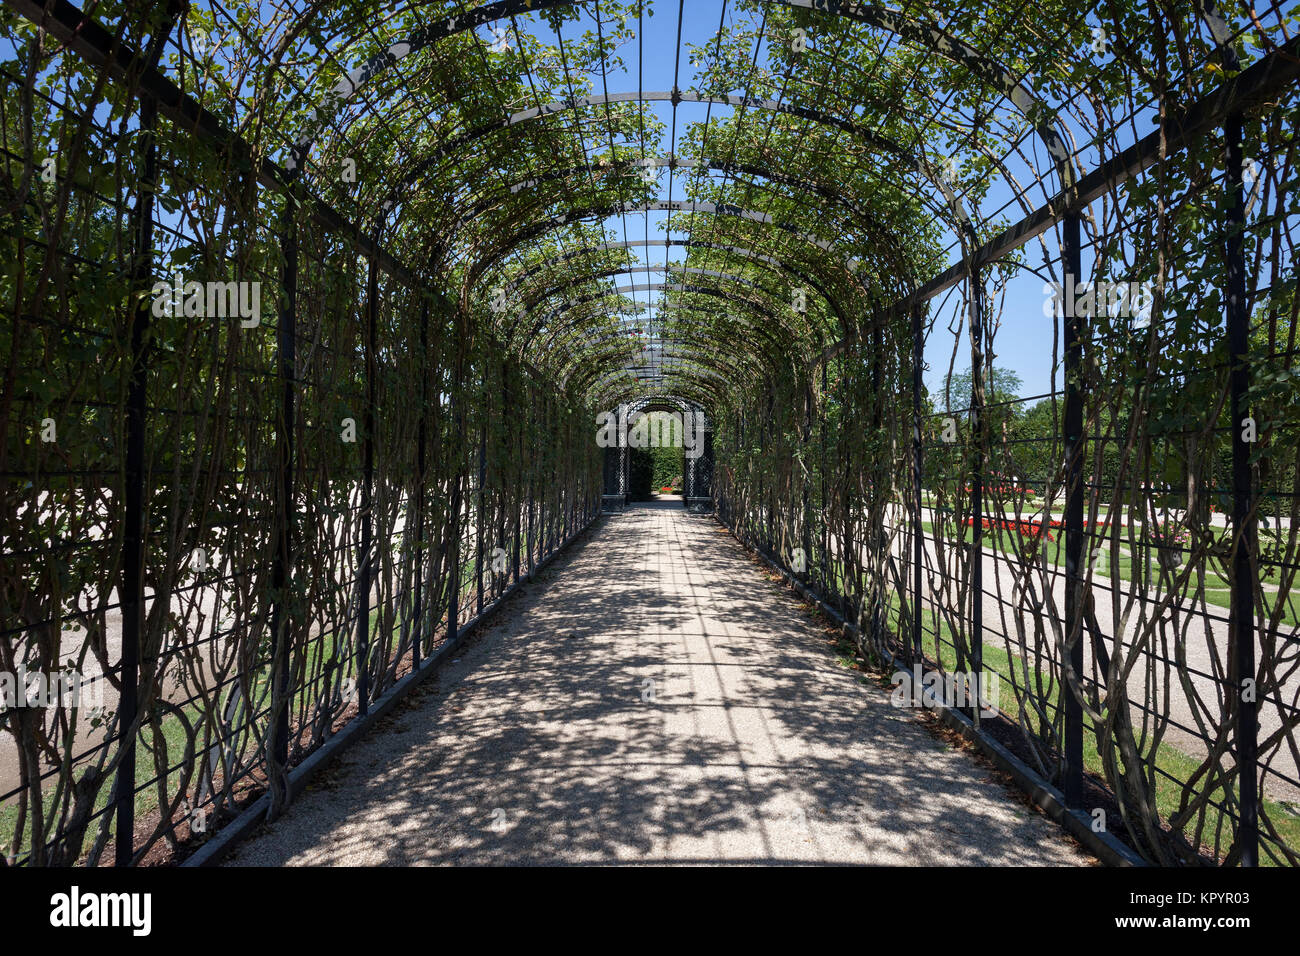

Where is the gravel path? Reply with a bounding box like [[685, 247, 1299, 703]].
[[224, 502, 1092, 866]]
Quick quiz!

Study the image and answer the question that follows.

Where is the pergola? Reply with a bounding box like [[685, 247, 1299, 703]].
[[2, 0, 1298, 868]]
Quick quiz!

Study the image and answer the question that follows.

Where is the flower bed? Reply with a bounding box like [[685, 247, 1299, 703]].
[[964, 517, 1054, 541]]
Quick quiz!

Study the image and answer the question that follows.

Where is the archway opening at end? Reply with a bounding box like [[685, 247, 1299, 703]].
[[599, 399, 713, 513]]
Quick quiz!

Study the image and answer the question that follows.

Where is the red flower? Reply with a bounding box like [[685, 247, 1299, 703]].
[[962, 517, 1055, 542]]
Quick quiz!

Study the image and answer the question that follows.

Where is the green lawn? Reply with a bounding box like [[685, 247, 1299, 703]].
[[917, 515, 1300, 628]]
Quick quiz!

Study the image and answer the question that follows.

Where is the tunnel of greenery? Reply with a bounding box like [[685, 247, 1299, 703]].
[[1, 0, 1298, 867]]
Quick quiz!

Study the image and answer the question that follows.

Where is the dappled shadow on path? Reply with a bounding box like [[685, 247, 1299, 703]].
[[225, 507, 1090, 866]]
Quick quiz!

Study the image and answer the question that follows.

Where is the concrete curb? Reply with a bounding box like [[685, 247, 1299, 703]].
[[720, 517, 1148, 868], [183, 513, 600, 867]]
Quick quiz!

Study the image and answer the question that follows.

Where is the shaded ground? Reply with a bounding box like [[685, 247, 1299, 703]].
[[225, 502, 1092, 865]]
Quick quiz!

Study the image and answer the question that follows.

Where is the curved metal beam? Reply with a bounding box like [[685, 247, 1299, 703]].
[[512, 261, 841, 348], [381, 90, 970, 226], [289, 0, 1076, 189]]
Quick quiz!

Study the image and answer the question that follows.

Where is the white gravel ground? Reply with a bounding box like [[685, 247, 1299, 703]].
[[224, 501, 1094, 866]]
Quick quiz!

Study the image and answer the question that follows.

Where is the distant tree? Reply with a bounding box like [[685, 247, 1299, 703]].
[[925, 366, 1025, 490], [940, 366, 1024, 416]]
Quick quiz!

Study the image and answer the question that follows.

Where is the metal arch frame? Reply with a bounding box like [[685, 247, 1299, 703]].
[[594, 384, 721, 415], [547, 304, 787, 386], [492, 242, 869, 388], [536, 275, 813, 354], [444, 153, 920, 320], [473, 204, 884, 349], [409, 135, 956, 348], [524, 278, 830, 395], [352, 135, 1001, 372], [521, 307, 759, 394], [581, 347, 731, 399], [450, 154, 913, 285], [503, 238, 862, 315], [617, 364, 726, 406], [499, 273, 780, 374], [581, 339, 763, 391], [497, 237, 868, 319], [583, 334, 765, 381], [622, 395, 700, 419], [456, 196, 881, 372], [513, 260, 846, 351], [366, 101, 953, 364], [577, 348, 761, 407], [461, 199, 909, 384], [287, 0, 1077, 191], [466, 199, 871, 297], [376, 90, 973, 232], [585, 361, 730, 410], [536, 284, 808, 401], [531, 280, 797, 381], [513, 266, 841, 373], [524, 264, 764, 313], [295, 21, 1026, 304], [498, 155, 877, 216], [459, 199, 900, 357], [570, 340, 758, 404], [599, 388, 720, 416], [565, 342, 785, 409]]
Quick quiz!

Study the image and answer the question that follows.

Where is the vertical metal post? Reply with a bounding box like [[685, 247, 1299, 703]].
[[684, 409, 695, 502], [558, 400, 566, 539], [801, 385, 813, 582], [1062, 212, 1085, 808], [1226, 112, 1259, 865], [447, 341, 465, 643], [820, 365, 829, 597], [555, 404, 562, 543], [116, 96, 156, 870], [766, 395, 775, 555], [357, 251, 377, 717], [870, 322, 885, 647], [572, 414, 580, 533], [114, 8, 183, 865], [565, 410, 573, 532], [617, 403, 628, 508], [510, 366, 522, 584], [475, 364, 486, 616], [969, 271, 985, 720], [619, 405, 628, 507], [496, 361, 508, 598], [555, 399, 563, 546], [411, 297, 429, 672], [702, 425, 713, 501], [264, 199, 298, 820], [527, 384, 536, 573], [547, 395, 557, 552], [911, 305, 925, 673], [566, 412, 575, 536]]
